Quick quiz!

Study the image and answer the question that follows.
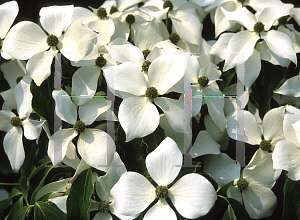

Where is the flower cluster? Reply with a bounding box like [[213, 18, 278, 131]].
[[0, 0, 299, 220]]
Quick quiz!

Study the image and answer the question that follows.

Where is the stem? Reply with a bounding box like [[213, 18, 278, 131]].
[[0, 183, 20, 185], [166, 12, 169, 32]]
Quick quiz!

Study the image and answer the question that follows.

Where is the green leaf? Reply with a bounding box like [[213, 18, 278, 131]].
[[34, 201, 66, 220], [66, 169, 93, 220], [30, 166, 53, 204], [37, 192, 55, 202], [0, 188, 22, 219], [217, 61, 236, 91], [20, 145, 37, 205], [30, 71, 54, 132], [29, 157, 51, 180], [218, 195, 251, 220], [282, 178, 300, 220], [217, 181, 234, 197], [6, 196, 24, 220], [250, 61, 287, 119], [12, 205, 33, 220]]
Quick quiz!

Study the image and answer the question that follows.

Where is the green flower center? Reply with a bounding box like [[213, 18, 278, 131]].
[[145, 86, 158, 100], [95, 55, 107, 68], [155, 185, 168, 198], [142, 49, 151, 59], [253, 22, 265, 34], [278, 16, 289, 26], [16, 76, 23, 84], [10, 116, 21, 127], [126, 14, 135, 24], [97, 7, 108, 19], [142, 60, 151, 73], [163, 1, 173, 11], [198, 76, 209, 88], [110, 6, 118, 14], [98, 200, 110, 212], [29, 113, 40, 121], [47, 34, 59, 47], [73, 120, 86, 133], [200, 104, 209, 116], [259, 140, 272, 152], [237, 178, 249, 191], [169, 32, 180, 45]]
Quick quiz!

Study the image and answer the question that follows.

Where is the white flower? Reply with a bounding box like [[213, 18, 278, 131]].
[[111, 137, 217, 219], [274, 72, 300, 97], [4, 5, 96, 86], [104, 53, 189, 141], [0, 1, 18, 60], [204, 153, 280, 219], [220, 4, 296, 71], [48, 90, 115, 171]]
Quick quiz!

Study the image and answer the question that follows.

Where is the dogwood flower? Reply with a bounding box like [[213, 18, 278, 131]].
[[274, 72, 300, 97], [4, 5, 96, 86], [220, 4, 296, 72], [48, 90, 115, 171], [111, 137, 217, 219], [0, 1, 18, 60], [104, 53, 189, 141], [204, 153, 281, 219]]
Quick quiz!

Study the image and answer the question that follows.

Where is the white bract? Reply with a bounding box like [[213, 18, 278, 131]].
[[48, 90, 115, 171], [111, 137, 217, 219], [4, 5, 96, 86]]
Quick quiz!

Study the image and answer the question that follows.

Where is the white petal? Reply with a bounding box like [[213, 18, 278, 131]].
[[52, 90, 77, 125], [48, 196, 68, 213], [226, 110, 262, 145], [146, 137, 182, 186], [22, 118, 43, 140], [242, 184, 277, 219], [185, 54, 200, 83], [262, 106, 285, 142], [210, 33, 234, 61], [71, 66, 101, 106], [78, 129, 115, 172], [109, 200, 139, 220], [0, 110, 14, 132], [106, 37, 144, 67], [258, 4, 293, 31], [4, 21, 48, 60], [191, 86, 203, 117], [273, 140, 300, 181], [243, 153, 281, 188], [119, 97, 159, 141], [0, 1, 18, 39], [62, 142, 80, 170], [96, 152, 127, 201], [14, 74, 32, 118], [79, 98, 110, 126], [242, 49, 261, 90], [110, 18, 129, 42], [255, 40, 290, 67], [118, 0, 142, 11], [148, 53, 188, 95], [191, 130, 221, 158], [60, 20, 96, 61], [274, 75, 300, 97], [4, 127, 24, 172], [93, 212, 112, 220], [1, 88, 17, 109], [283, 105, 300, 147], [224, 31, 259, 71], [1, 59, 26, 88], [203, 87, 226, 131], [293, 120, 300, 145], [103, 62, 147, 96], [169, 173, 217, 219], [221, 7, 256, 31], [89, 18, 115, 46], [261, 30, 297, 66], [170, 10, 202, 45], [26, 50, 55, 86], [48, 128, 78, 166], [69, 6, 98, 26], [154, 97, 185, 133], [249, 0, 283, 12], [110, 172, 156, 216], [39, 5, 74, 37], [204, 153, 240, 185], [73, 159, 90, 176], [144, 199, 176, 220]]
